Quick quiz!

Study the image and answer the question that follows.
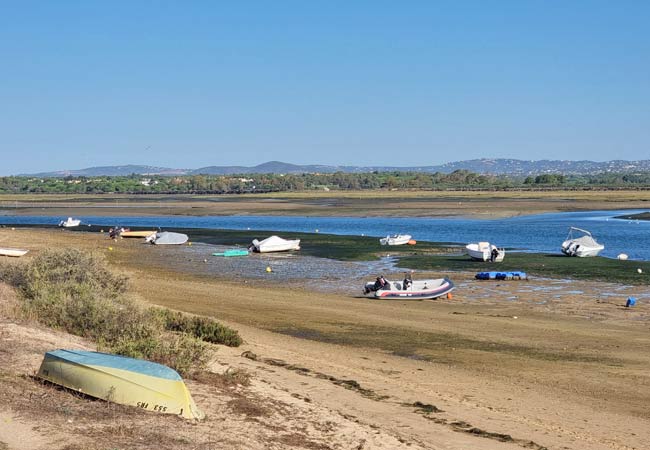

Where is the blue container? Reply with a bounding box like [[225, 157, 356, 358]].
[[626, 297, 637, 307]]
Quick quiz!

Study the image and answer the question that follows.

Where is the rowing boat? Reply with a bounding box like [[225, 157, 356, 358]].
[[37, 349, 204, 419]]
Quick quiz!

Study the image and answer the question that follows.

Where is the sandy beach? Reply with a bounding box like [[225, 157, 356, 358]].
[[1, 227, 650, 449]]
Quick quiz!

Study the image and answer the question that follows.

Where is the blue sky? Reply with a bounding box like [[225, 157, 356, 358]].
[[1, 1, 648, 175]]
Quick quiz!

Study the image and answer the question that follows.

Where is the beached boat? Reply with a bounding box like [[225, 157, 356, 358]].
[[379, 234, 412, 246], [363, 277, 454, 300], [475, 271, 527, 280], [59, 217, 81, 227], [212, 249, 249, 257], [561, 227, 604, 257], [120, 230, 157, 238], [249, 235, 300, 253], [37, 349, 204, 419], [145, 231, 189, 245], [0, 247, 29, 257], [465, 242, 505, 262]]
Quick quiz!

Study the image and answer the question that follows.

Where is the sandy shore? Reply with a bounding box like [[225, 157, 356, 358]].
[[1, 227, 650, 450]]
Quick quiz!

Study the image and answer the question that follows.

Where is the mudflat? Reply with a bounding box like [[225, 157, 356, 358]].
[[2, 189, 650, 218], [1, 227, 649, 450]]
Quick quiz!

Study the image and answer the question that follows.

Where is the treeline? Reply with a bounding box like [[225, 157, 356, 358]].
[[1, 170, 649, 194]]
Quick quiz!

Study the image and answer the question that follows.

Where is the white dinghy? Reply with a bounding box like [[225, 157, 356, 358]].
[[249, 235, 300, 253], [379, 234, 412, 246], [561, 227, 604, 257], [465, 242, 505, 262], [59, 217, 81, 227], [145, 231, 189, 245]]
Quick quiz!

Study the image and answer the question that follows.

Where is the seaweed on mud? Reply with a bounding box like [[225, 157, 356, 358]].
[[415, 415, 548, 450], [411, 401, 443, 413], [241, 353, 388, 401]]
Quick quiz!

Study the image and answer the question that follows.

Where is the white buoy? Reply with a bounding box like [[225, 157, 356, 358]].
[[617, 253, 629, 261]]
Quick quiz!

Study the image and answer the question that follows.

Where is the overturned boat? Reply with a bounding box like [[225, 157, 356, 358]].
[[212, 249, 249, 257], [0, 247, 29, 257], [145, 231, 189, 245], [37, 349, 204, 419], [379, 234, 412, 246], [249, 235, 300, 253], [561, 227, 604, 257], [363, 277, 454, 300], [465, 242, 505, 262], [475, 271, 527, 280]]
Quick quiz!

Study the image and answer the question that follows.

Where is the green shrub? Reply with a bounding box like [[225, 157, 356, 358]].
[[11, 248, 128, 300], [0, 248, 234, 377], [153, 308, 242, 347]]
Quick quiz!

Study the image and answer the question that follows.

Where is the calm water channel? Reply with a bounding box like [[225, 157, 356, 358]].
[[1, 209, 649, 260]]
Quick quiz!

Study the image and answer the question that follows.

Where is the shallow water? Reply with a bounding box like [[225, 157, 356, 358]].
[[166, 243, 405, 295]]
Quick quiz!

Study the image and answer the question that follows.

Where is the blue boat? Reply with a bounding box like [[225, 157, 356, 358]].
[[475, 271, 528, 281]]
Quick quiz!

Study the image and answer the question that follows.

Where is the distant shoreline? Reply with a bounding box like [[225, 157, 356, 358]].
[[1, 190, 650, 220], [616, 212, 650, 221]]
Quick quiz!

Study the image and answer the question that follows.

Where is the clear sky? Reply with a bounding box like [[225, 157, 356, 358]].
[[1, 1, 649, 175]]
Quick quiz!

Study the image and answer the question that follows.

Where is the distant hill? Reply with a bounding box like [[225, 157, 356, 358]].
[[24, 165, 190, 177], [18, 159, 650, 177]]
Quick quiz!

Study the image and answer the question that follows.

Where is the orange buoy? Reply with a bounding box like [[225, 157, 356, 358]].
[[407, 239, 417, 245], [447, 292, 453, 299]]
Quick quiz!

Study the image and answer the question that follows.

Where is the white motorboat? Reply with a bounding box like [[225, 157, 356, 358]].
[[465, 242, 505, 262], [249, 235, 301, 253], [561, 227, 604, 257], [59, 217, 81, 227], [145, 231, 188, 245], [0, 247, 29, 257], [363, 277, 454, 300], [379, 234, 412, 246]]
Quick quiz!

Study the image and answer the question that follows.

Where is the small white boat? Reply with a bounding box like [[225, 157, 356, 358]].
[[249, 235, 300, 253], [379, 234, 412, 246], [145, 231, 189, 245], [363, 277, 454, 300], [59, 217, 81, 227], [0, 247, 29, 257], [561, 227, 604, 257], [465, 242, 505, 262]]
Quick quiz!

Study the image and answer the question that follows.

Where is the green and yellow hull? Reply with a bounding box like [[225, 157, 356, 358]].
[[37, 349, 204, 419]]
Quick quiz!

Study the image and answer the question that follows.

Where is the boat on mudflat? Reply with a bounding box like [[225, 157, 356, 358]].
[[120, 230, 157, 238], [37, 349, 204, 419], [145, 231, 189, 245], [249, 235, 300, 253], [561, 227, 604, 257], [363, 277, 454, 300], [465, 242, 505, 262], [59, 217, 81, 227], [0, 247, 29, 257], [212, 249, 249, 257], [379, 234, 412, 246], [475, 271, 527, 280]]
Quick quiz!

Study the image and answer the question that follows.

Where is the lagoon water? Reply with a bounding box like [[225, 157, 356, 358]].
[[1, 209, 649, 260]]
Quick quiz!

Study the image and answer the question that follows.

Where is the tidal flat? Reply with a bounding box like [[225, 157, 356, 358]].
[[2, 226, 650, 450]]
